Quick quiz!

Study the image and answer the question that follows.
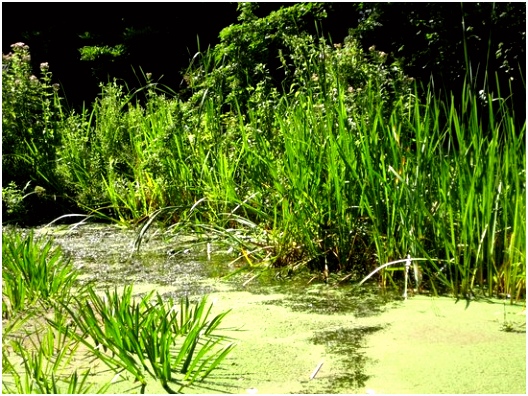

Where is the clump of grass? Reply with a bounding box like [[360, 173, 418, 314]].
[[1, 230, 80, 318], [2, 326, 113, 394], [50, 285, 235, 394], [1, 231, 105, 394], [128, 47, 524, 301]]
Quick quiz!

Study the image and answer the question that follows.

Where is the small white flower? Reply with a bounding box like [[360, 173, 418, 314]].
[[11, 42, 28, 49]]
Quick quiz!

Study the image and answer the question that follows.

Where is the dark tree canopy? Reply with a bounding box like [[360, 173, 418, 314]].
[[2, 2, 525, 114], [2, 3, 241, 107], [352, 3, 525, 100]]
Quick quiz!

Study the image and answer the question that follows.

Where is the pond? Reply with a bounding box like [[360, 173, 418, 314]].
[[5, 223, 526, 394]]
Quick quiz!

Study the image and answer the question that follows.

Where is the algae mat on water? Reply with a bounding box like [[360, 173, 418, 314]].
[[123, 283, 386, 394], [110, 283, 526, 394], [358, 296, 526, 394]]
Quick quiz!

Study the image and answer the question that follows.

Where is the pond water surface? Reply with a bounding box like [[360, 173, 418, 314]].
[[10, 223, 526, 394]]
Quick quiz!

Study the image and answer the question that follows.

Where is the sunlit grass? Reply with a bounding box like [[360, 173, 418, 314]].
[[2, 231, 81, 318], [49, 285, 235, 394]]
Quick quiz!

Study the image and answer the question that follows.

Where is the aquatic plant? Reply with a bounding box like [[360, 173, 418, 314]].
[[50, 285, 235, 393], [1, 230, 80, 318], [1, 229, 235, 394], [1, 230, 109, 393], [2, 326, 113, 394], [127, 58, 524, 301]]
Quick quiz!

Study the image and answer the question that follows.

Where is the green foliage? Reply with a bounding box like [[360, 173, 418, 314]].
[[1, 43, 73, 224], [49, 14, 524, 300], [56, 79, 200, 221], [132, 70, 524, 300], [351, 3, 525, 106], [2, 181, 30, 218], [1, 230, 101, 393], [1, 231, 80, 318], [79, 44, 126, 61], [2, 42, 63, 190], [1, 2, 525, 300], [182, 2, 413, 141], [51, 286, 235, 393], [3, 326, 112, 394], [183, 2, 328, 110]]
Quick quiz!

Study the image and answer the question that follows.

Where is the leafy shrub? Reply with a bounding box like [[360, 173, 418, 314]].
[[1, 181, 30, 219], [2, 43, 63, 188], [182, 3, 327, 110], [1, 43, 74, 223]]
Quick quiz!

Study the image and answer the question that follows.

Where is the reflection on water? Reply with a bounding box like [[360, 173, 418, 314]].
[[28, 223, 234, 296], [25, 223, 392, 316], [310, 325, 386, 391]]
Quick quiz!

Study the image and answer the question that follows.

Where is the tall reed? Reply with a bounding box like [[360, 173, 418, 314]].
[[54, 39, 524, 300]]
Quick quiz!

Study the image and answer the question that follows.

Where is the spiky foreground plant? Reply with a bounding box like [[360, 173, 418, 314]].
[[50, 285, 235, 393]]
